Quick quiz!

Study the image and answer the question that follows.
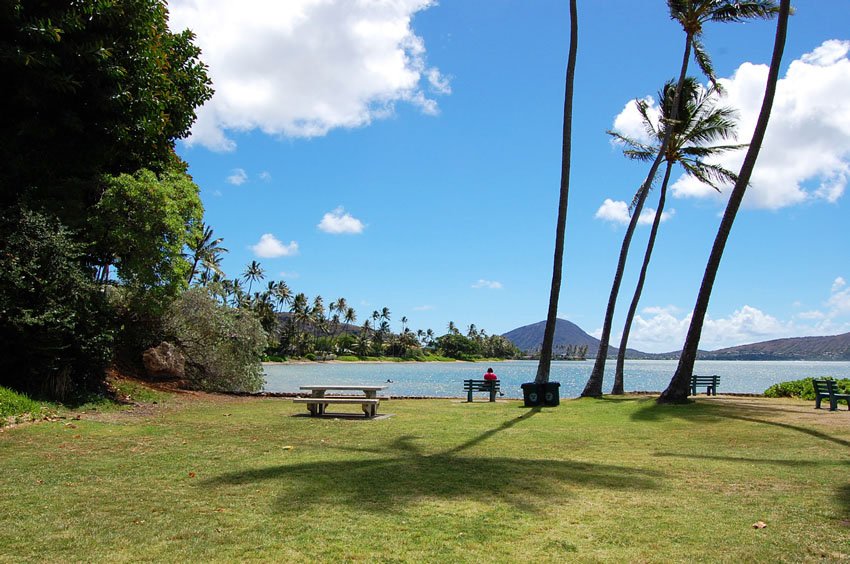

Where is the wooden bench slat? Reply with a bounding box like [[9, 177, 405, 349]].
[[293, 398, 380, 404], [812, 378, 850, 411], [690, 375, 720, 396], [463, 379, 500, 402]]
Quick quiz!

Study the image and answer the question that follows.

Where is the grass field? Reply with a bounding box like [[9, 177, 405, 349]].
[[1, 388, 848, 562]]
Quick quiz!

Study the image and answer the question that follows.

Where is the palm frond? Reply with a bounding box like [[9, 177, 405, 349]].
[[710, 1, 780, 23], [692, 36, 721, 91]]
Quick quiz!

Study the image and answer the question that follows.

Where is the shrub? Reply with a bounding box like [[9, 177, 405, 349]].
[[764, 377, 850, 401], [165, 288, 267, 392], [0, 209, 114, 400], [305, 353, 316, 361], [0, 386, 45, 421]]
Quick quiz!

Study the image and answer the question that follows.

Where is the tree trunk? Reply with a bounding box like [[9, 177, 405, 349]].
[[581, 32, 693, 398], [659, 0, 790, 404], [612, 163, 672, 394], [535, 0, 578, 385]]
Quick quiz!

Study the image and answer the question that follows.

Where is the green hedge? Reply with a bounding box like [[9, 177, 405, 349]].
[[764, 377, 850, 402]]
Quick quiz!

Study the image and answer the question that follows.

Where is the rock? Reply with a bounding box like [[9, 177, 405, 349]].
[[142, 342, 185, 380]]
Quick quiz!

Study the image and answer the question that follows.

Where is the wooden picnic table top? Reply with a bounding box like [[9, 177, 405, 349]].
[[299, 384, 388, 392]]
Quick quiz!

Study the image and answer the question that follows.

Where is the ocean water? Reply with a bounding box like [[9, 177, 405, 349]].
[[263, 359, 850, 398]]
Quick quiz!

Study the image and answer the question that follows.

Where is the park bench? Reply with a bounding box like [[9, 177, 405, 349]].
[[463, 379, 500, 402], [812, 378, 850, 411], [292, 397, 381, 417], [690, 375, 720, 396]]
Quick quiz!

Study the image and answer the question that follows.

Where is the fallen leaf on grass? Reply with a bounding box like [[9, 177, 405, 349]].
[[64, 423, 77, 429], [188, 472, 196, 478], [752, 521, 767, 529], [282, 446, 293, 450]]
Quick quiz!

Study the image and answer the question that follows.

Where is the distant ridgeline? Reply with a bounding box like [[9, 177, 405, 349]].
[[501, 319, 850, 362]]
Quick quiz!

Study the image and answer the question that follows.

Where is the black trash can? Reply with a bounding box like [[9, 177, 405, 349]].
[[542, 381, 560, 406], [521, 382, 542, 407]]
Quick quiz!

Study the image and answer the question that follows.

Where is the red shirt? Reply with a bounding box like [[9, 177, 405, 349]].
[[484, 372, 498, 381]]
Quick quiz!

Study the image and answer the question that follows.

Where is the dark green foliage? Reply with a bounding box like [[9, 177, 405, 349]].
[[764, 377, 850, 401], [165, 288, 267, 393], [0, 386, 44, 420], [0, 209, 113, 399], [0, 0, 213, 221], [435, 333, 480, 360]]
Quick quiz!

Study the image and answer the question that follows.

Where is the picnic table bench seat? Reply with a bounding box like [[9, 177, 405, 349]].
[[812, 378, 850, 411], [690, 375, 720, 396], [292, 396, 381, 417], [463, 379, 500, 402]]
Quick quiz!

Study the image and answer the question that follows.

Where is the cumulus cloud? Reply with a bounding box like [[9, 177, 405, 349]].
[[595, 198, 674, 226], [611, 40, 850, 210], [317, 207, 365, 234], [227, 168, 248, 185], [623, 305, 790, 353], [168, 0, 448, 151], [472, 279, 503, 289], [626, 276, 850, 352], [251, 233, 299, 258]]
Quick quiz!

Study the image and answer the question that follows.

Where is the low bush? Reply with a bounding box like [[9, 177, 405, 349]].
[[764, 377, 850, 400], [165, 288, 267, 393], [0, 386, 45, 422]]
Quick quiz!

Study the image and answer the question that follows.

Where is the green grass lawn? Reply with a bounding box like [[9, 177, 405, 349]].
[[1, 391, 848, 562]]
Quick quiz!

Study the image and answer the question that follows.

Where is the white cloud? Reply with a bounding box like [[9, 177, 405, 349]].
[[611, 40, 850, 210], [251, 233, 299, 258], [259, 171, 272, 182], [227, 168, 248, 185], [413, 304, 434, 311], [278, 271, 299, 279], [627, 275, 850, 352], [472, 279, 503, 289], [317, 206, 365, 234], [168, 0, 448, 151], [625, 305, 790, 353], [594, 198, 674, 226]]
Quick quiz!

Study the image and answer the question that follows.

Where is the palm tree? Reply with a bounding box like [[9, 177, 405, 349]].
[[660, 0, 790, 403], [581, 0, 778, 397], [344, 307, 356, 326], [242, 260, 265, 294], [401, 316, 408, 333], [536, 0, 578, 385], [609, 77, 744, 394], [272, 280, 292, 311], [186, 222, 228, 284]]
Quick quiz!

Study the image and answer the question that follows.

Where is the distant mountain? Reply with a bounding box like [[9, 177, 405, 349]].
[[698, 332, 850, 361], [501, 318, 651, 358], [502, 319, 850, 361]]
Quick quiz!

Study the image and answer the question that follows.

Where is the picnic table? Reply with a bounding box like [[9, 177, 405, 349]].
[[293, 384, 388, 418]]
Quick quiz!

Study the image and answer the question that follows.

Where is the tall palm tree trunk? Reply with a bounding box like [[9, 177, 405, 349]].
[[659, 0, 790, 404], [535, 0, 578, 384], [612, 163, 672, 394], [581, 32, 693, 397]]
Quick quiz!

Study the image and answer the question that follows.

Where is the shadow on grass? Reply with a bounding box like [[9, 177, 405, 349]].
[[838, 483, 850, 518], [654, 451, 850, 468], [631, 398, 850, 449], [203, 407, 661, 514]]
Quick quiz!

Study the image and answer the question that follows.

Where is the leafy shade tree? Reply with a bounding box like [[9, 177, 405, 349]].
[[582, 0, 778, 397], [89, 168, 203, 302], [0, 210, 113, 400], [660, 0, 791, 403], [609, 77, 744, 394], [0, 0, 213, 221], [165, 288, 267, 392], [536, 0, 578, 385]]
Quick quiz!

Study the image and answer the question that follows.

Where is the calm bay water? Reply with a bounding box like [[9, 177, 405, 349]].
[[263, 359, 850, 398]]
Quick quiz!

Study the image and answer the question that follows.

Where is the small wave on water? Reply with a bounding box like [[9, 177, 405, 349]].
[[263, 359, 850, 398]]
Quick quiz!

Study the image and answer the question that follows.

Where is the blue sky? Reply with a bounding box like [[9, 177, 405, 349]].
[[168, 1, 850, 353]]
